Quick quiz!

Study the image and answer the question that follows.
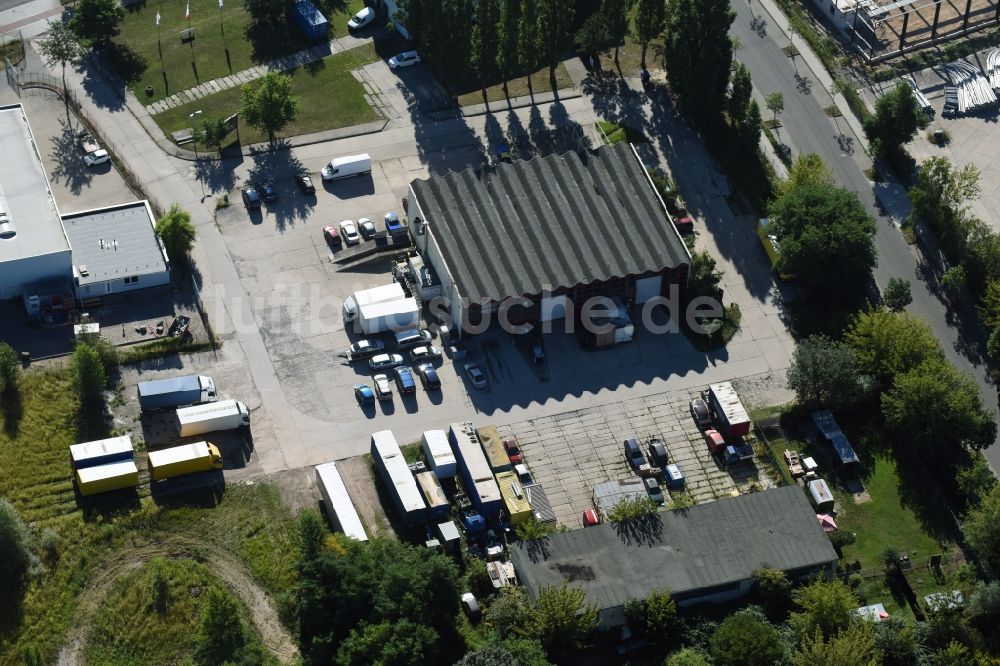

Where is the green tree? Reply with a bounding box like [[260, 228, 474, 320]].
[[196, 117, 229, 155], [779, 153, 834, 197], [633, 0, 667, 66], [665, 648, 711, 666], [336, 619, 438, 666], [498, 637, 552, 666], [484, 587, 533, 636], [739, 99, 763, 148], [687, 250, 723, 299], [727, 62, 753, 124], [298, 508, 326, 565], [844, 309, 942, 387], [37, 21, 85, 108], [465, 557, 495, 601], [537, 0, 574, 75], [194, 588, 246, 664], [0, 341, 19, 395], [664, 0, 735, 124], [956, 454, 996, 505], [601, 0, 631, 64], [786, 334, 863, 409], [751, 568, 792, 620], [967, 581, 1000, 627], [241, 71, 299, 143], [883, 356, 996, 454], [883, 277, 912, 312], [768, 181, 877, 302], [710, 611, 786, 666], [863, 81, 928, 159], [0, 497, 38, 597], [71, 341, 106, 403], [765, 91, 784, 124], [793, 625, 881, 666], [980, 280, 1000, 328], [606, 496, 658, 522], [988, 327, 1000, 363], [964, 483, 1000, 578], [788, 578, 857, 640], [497, 0, 521, 91], [531, 582, 598, 655], [517, 0, 540, 79], [932, 641, 971, 666], [455, 645, 519, 666], [69, 0, 124, 47], [645, 588, 678, 637], [155, 204, 197, 263], [471, 0, 500, 91], [871, 617, 925, 666], [941, 265, 967, 295], [908, 157, 980, 262], [515, 517, 558, 541], [964, 220, 1000, 292]]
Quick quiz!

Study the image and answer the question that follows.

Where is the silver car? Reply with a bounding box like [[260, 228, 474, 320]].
[[369, 353, 405, 371]]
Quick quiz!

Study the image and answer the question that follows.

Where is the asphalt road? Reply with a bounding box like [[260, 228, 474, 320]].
[[731, 2, 1000, 471]]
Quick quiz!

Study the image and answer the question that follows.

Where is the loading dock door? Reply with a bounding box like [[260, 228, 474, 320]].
[[540, 294, 570, 321], [635, 275, 663, 304]]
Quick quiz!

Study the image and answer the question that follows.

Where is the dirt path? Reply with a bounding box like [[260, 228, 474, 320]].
[[57, 539, 298, 665]]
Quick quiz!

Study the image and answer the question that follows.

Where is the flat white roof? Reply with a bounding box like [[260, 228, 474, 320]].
[[61, 201, 167, 285], [0, 104, 69, 263], [450, 423, 502, 505], [76, 459, 139, 482], [371, 430, 426, 513], [70, 434, 134, 463], [177, 399, 241, 424], [148, 441, 211, 467], [422, 430, 455, 467], [315, 462, 368, 541], [709, 382, 750, 426], [354, 282, 405, 306]]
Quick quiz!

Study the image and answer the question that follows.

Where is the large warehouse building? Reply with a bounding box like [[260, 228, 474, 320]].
[[510, 486, 839, 628], [407, 142, 690, 335], [0, 104, 73, 301]]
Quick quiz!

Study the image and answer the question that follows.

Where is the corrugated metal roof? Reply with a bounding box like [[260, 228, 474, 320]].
[[410, 143, 689, 302], [709, 382, 750, 429], [511, 486, 838, 609], [811, 411, 860, 465]]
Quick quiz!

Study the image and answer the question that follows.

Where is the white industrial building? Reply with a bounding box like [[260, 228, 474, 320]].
[[61, 201, 170, 299], [0, 104, 73, 302]]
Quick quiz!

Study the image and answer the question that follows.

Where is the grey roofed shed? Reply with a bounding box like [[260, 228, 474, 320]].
[[510, 486, 838, 614], [61, 201, 168, 285], [811, 410, 860, 466], [409, 142, 690, 302]]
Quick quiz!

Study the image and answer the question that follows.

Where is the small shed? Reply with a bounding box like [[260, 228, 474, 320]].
[[811, 410, 860, 467], [436, 520, 461, 553], [807, 478, 835, 513], [292, 0, 329, 40]]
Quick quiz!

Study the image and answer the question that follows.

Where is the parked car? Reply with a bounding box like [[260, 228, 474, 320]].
[[647, 438, 669, 468], [369, 353, 405, 371], [242, 186, 261, 209], [417, 363, 440, 390], [295, 174, 315, 194], [394, 367, 416, 394], [349, 339, 385, 359], [358, 217, 376, 239], [464, 363, 487, 389], [260, 181, 277, 202], [347, 6, 375, 30], [373, 374, 392, 401], [644, 477, 665, 505], [410, 345, 442, 362], [322, 224, 341, 245], [690, 397, 712, 430], [340, 219, 360, 246], [624, 438, 645, 469], [384, 211, 405, 235], [389, 50, 421, 69], [83, 149, 110, 166], [704, 429, 726, 454], [354, 383, 375, 407], [395, 329, 432, 348], [531, 343, 545, 364], [503, 437, 522, 464]]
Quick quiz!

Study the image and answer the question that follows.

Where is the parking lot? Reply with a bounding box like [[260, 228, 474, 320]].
[[499, 390, 782, 527]]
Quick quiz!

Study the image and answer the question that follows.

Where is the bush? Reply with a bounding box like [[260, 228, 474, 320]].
[[70, 341, 107, 404], [40, 528, 59, 566], [0, 341, 19, 394], [829, 531, 856, 551], [0, 497, 40, 597], [848, 573, 862, 590]]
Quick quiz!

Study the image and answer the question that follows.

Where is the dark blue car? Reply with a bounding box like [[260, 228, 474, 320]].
[[394, 367, 416, 394], [384, 211, 405, 235], [354, 383, 375, 407]]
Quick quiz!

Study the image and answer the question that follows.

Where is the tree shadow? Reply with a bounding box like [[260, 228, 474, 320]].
[[194, 152, 241, 198], [613, 513, 665, 547], [47, 117, 94, 196], [2, 388, 23, 439], [243, 141, 313, 231]]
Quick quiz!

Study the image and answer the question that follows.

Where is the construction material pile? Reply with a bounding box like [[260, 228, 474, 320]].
[[941, 60, 997, 117]]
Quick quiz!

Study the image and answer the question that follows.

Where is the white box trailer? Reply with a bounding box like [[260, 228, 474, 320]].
[[315, 461, 368, 541], [75, 460, 140, 496], [70, 434, 134, 470], [359, 297, 420, 335], [421, 429, 456, 479], [342, 282, 406, 323], [371, 430, 427, 527], [176, 399, 250, 437]]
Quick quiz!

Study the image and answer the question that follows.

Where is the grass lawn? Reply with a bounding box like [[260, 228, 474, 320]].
[[0, 370, 300, 663], [153, 43, 380, 148], [84, 558, 276, 665], [0, 39, 23, 69], [115, 0, 364, 104], [455, 63, 574, 107]]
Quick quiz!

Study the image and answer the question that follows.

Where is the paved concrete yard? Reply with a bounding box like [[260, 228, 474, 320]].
[[501, 390, 781, 528]]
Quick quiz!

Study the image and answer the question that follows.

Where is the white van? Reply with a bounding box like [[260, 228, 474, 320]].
[[321, 153, 372, 181]]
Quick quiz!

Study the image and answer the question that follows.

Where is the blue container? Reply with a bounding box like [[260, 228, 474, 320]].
[[292, 0, 329, 40], [664, 463, 685, 490]]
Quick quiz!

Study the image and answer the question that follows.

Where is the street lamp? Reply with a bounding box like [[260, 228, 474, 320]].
[[189, 110, 206, 199]]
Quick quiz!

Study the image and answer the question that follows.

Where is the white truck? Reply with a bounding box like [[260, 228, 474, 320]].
[[342, 283, 406, 323], [137, 375, 216, 411], [358, 297, 420, 335], [176, 399, 250, 437]]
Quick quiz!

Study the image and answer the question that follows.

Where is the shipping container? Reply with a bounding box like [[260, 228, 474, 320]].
[[416, 471, 450, 520], [476, 425, 512, 473], [708, 382, 751, 437], [75, 460, 139, 496], [495, 471, 532, 525], [176, 399, 250, 437], [421, 429, 456, 479], [523, 483, 556, 523], [148, 441, 223, 481], [70, 434, 134, 470], [315, 461, 368, 541], [292, 0, 329, 40], [371, 430, 427, 527], [137, 375, 216, 412], [449, 422, 503, 517]]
